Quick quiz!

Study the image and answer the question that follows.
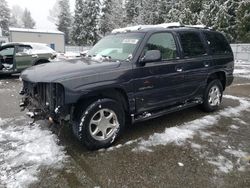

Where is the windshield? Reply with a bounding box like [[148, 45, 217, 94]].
[[88, 33, 145, 61]]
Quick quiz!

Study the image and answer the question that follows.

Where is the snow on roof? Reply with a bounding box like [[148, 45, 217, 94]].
[[111, 22, 210, 33], [112, 22, 182, 33], [9, 27, 64, 35]]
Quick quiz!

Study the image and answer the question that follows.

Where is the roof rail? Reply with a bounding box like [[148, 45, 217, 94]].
[[184, 24, 212, 29], [111, 23, 211, 33], [111, 22, 183, 33]]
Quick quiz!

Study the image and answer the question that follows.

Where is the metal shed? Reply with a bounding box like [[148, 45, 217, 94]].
[[9, 27, 65, 52]]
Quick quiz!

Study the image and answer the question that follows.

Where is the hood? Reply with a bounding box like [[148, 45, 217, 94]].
[[21, 58, 121, 83]]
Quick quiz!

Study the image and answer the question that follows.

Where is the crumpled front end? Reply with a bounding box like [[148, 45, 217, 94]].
[[20, 80, 69, 122]]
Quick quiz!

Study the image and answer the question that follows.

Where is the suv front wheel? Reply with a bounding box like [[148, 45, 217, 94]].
[[73, 98, 125, 150], [202, 79, 223, 112]]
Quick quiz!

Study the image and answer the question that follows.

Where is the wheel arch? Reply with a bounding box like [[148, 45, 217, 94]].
[[73, 87, 130, 120], [207, 71, 226, 90]]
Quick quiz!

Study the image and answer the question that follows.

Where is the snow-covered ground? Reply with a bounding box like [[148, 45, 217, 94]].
[[234, 60, 250, 79], [0, 118, 66, 188], [102, 95, 250, 174]]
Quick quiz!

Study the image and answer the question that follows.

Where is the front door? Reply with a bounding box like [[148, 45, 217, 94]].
[[15, 45, 33, 71], [133, 32, 186, 113], [0, 46, 15, 72]]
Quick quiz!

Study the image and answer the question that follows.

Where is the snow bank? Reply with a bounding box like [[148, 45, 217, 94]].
[[134, 95, 250, 152], [234, 60, 250, 79], [0, 118, 66, 188]]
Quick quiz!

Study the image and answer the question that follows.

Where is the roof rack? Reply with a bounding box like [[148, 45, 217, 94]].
[[111, 23, 211, 33]]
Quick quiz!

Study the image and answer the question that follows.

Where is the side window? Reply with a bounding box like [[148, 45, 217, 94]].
[[145, 32, 177, 60], [204, 32, 232, 55], [0, 47, 15, 56], [179, 32, 207, 58], [16, 45, 32, 55]]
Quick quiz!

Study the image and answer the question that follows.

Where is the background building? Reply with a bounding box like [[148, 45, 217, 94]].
[[9, 28, 65, 52]]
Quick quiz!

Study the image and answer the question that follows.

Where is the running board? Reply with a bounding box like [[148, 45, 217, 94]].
[[133, 100, 202, 123]]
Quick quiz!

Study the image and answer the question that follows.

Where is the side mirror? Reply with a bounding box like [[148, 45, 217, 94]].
[[140, 50, 161, 65]]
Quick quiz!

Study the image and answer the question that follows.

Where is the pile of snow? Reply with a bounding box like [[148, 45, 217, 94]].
[[112, 22, 182, 33], [234, 60, 250, 79], [0, 117, 66, 188], [54, 52, 81, 61], [134, 95, 250, 151], [111, 23, 210, 33], [102, 95, 250, 173]]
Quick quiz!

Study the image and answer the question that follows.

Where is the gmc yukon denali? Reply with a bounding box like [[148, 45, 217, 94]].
[[20, 25, 234, 150]]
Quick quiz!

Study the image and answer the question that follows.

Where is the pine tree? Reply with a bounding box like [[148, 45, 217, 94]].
[[57, 0, 72, 44], [22, 8, 36, 29], [0, 0, 10, 36], [10, 5, 24, 28], [125, 0, 142, 25], [84, 0, 100, 45], [72, 0, 85, 45], [200, 0, 220, 26], [99, 0, 125, 36], [236, 1, 250, 42], [141, 0, 160, 24], [72, 0, 100, 45]]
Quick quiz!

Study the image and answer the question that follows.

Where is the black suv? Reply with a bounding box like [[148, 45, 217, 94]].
[[20, 26, 234, 150]]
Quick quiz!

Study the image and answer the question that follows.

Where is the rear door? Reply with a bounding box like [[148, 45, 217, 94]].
[[133, 32, 187, 113], [176, 31, 211, 100], [203, 31, 234, 73], [15, 45, 33, 70]]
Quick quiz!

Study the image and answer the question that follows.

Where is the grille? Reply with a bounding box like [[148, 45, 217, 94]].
[[23, 81, 64, 111]]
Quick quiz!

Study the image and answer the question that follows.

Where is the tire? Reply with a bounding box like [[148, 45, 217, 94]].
[[72, 98, 125, 150], [201, 79, 223, 112]]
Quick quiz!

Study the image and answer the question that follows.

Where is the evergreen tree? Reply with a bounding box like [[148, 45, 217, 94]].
[[22, 8, 36, 29], [236, 1, 250, 42], [200, 0, 220, 26], [57, 0, 72, 44], [0, 0, 10, 36], [10, 5, 24, 28], [84, 0, 100, 45], [72, 0, 85, 45], [157, 0, 172, 24], [141, 0, 160, 24], [125, 0, 142, 25], [72, 0, 100, 45], [99, 0, 125, 36], [48, 0, 61, 25]]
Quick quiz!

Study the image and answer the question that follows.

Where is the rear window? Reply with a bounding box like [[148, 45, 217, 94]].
[[179, 32, 207, 58], [204, 32, 232, 55]]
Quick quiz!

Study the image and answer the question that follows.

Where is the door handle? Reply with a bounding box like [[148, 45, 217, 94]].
[[32, 54, 38, 58], [203, 62, 210, 67], [176, 68, 183, 72]]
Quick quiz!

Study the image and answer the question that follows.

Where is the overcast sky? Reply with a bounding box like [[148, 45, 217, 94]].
[[7, 0, 75, 30]]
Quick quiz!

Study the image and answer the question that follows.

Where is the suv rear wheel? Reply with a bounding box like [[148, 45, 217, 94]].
[[202, 79, 223, 112], [72, 98, 125, 150]]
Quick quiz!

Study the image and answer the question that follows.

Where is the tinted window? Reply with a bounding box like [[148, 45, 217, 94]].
[[179, 32, 206, 57], [204, 32, 232, 55], [145, 33, 177, 60]]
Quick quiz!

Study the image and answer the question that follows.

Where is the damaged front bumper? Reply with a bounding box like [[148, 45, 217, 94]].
[[20, 81, 70, 122]]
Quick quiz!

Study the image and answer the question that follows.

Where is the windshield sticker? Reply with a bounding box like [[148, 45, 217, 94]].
[[122, 39, 139, 44]]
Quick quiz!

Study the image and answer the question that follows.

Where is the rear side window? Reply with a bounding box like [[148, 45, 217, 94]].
[[145, 32, 177, 60], [204, 32, 232, 55], [179, 32, 207, 58]]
